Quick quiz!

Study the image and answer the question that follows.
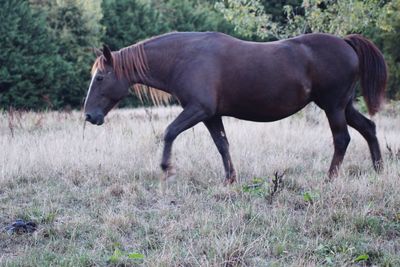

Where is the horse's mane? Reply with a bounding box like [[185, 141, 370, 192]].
[[91, 38, 171, 105]]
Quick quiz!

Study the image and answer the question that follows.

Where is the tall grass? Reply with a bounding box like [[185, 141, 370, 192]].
[[1, 103, 399, 266]]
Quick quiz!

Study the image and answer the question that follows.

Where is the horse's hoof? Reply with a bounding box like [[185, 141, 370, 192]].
[[223, 177, 236, 186], [328, 167, 339, 179], [324, 176, 334, 183], [373, 160, 383, 173], [162, 167, 176, 181], [159, 168, 177, 194]]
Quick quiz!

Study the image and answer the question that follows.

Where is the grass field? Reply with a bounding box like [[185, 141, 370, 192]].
[[1, 103, 399, 266]]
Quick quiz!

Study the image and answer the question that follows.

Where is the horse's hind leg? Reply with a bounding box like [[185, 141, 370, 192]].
[[345, 103, 383, 172], [161, 106, 209, 180], [204, 116, 236, 184], [325, 109, 351, 178]]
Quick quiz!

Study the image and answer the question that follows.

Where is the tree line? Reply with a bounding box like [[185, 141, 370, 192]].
[[0, 0, 399, 110]]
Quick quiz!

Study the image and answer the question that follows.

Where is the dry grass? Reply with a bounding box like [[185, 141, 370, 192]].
[[0, 103, 399, 266]]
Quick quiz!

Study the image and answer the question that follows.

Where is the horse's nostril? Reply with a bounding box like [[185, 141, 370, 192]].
[[85, 114, 91, 121]]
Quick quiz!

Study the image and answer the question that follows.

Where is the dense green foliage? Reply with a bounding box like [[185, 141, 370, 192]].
[[100, 0, 235, 57], [101, 0, 165, 50], [101, 0, 234, 50], [0, 0, 73, 109], [0, 0, 399, 110], [217, 0, 400, 99], [44, 0, 103, 109], [376, 0, 400, 99]]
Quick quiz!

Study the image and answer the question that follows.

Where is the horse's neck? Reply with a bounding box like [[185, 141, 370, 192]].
[[135, 40, 178, 93]]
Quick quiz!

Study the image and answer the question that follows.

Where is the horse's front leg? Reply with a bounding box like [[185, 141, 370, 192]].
[[204, 116, 236, 184], [161, 105, 209, 181]]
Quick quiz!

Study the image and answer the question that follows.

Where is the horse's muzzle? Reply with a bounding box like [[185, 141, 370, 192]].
[[85, 113, 104, 125]]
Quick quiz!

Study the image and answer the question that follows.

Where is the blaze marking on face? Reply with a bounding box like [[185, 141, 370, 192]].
[[303, 86, 311, 95], [84, 69, 98, 110]]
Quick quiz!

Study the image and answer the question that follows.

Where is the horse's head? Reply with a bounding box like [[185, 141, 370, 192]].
[[84, 45, 130, 125]]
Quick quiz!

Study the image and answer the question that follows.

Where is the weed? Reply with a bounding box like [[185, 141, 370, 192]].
[[386, 142, 400, 160]]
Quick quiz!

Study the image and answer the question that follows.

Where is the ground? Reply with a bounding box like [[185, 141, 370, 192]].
[[0, 103, 399, 266]]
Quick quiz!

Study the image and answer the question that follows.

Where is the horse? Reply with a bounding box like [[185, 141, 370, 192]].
[[83, 32, 387, 184]]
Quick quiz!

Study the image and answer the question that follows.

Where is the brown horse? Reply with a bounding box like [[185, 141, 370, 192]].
[[84, 32, 387, 184]]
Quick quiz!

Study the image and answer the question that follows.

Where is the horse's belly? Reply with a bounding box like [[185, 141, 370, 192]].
[[220, 85, 312, 122], [226, 102, 308, 122]]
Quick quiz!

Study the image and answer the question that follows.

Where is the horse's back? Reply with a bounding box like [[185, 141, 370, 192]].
[[290, 33, 359, 79]]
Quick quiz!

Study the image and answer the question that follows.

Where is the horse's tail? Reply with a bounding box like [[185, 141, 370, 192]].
[[344, 34, 387, 115]]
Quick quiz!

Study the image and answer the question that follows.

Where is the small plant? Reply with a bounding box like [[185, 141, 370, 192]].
[[127, 253, 145, 260], [144, 107, 161, 142], [109, 247, 144, 264], [303, 192, 313, 203], [268, 171, 284, 204], [8, 107, 15, 138], [242, 177, 268, 197], [109, 248, 123, 264], [354, 253, 369, 263], [242, 171, 284, 202], [303, 191, 320, 204], [303, 191, 319, 204], [315, 243, 355, 265]]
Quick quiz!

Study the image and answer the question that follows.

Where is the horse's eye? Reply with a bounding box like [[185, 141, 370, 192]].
[[96, 76, 104, 81]]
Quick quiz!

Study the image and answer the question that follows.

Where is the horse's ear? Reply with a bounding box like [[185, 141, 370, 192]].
[[93, 47, 102, 58], [102, 44, 113, 66]]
